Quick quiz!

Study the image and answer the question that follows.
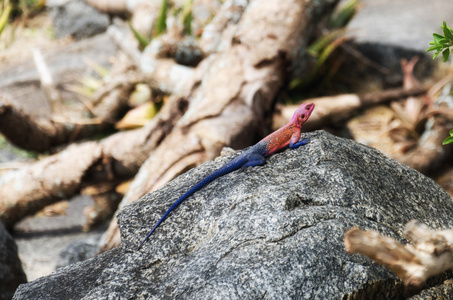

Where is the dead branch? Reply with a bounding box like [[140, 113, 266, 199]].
[[397, 111, 453, 173], [272, 87, 427, 131], [0, 82, 132, 152], [106, 22, 196, 96], [32, 48, 62, 109], [274, 84, 453, 175], [344, 221, 453, 289], [0, 142, 102, 230], [0, 95, 188, 230], [199, 0, 247, 54], [98, 0, 341, 252], [129, 1, 162, 38], [0, 46, 143, 152], [84, 0, 129, 14], [106, 22, 141, 66], [82, 183, 123, 231], [0, 93, 103, 152]]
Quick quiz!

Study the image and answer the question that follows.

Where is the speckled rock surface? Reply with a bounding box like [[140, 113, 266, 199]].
[[13, 130, 453, 299], [0, 222, 26, 300], [49, 0, 109, 40]]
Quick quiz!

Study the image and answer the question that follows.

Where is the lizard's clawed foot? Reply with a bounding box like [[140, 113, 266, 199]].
[[289, 138, 310, 149]]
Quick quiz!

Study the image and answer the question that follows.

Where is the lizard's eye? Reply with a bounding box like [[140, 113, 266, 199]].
[[300, 114, 306, 120]]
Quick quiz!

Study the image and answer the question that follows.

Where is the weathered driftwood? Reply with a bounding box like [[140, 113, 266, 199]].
[[387, 57, 453, 174], [397, 111, 453, 174], [81, 182, 123, 231], [83, 0, 129, 14], [0, 141, 101, 230], [0, 95, 188, 230], [0, 16, 199, 229], [84, 0, 160, 38], [0, 83, 130, 152], [272, 87, 427, 131], [105, 22, 196, 96], [198, 0, 247, 54], [85, 0, 221, 41], [345, 221, 453, 289], [32, 48, 62, 110], [98, 0, 340, 252], [0, 33, 126, 152], [274, 60, 452, 175]]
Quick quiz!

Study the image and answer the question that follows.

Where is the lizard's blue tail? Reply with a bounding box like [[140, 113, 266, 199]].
[[138, 155, 248, 249]]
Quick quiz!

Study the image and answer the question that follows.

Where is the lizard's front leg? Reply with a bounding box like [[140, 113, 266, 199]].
[[289, 138, 309, 149], [289, 130, 309, 149]]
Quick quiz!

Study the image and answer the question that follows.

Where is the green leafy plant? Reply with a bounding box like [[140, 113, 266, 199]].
[[427, 21, 453, 62], [443, 130, 453, 145], [427, 21, 453, 145], [328, 0, 359, 29], [289, 0, 359, 91]]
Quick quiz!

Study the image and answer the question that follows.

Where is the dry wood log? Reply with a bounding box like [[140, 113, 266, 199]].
[[0, 33, 134, 152], [98, 0, 340, 252], [85, 0, 222, 43], [0, 142, 102, 230], [389, 59, 453, 173], [397, 111, 453, 174], [32, 48, 62, 110], [0, 81, 133, 152], [82, 183, 123, 231], [199, 0, 247, 54], [345, 221, 453, 289], [0, 95, 188, 230], [272, 87, 427, 131], [0, 93, 105, 152], [84, 0, 162, 37], [106, 22, 196, 96], [272, 84, 453, 175], [83, 0, 129, 14]]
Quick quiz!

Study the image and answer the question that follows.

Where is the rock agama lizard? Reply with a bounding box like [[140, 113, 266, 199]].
[[139, 103, 315, 248]]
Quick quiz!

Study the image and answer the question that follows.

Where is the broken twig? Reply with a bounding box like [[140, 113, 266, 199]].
[[345, 221, 453, 289]]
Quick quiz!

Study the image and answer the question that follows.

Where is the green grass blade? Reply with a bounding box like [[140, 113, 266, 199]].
[[0, 2, 12, 37], [156, 0, 169, 36], [182, 0, 193, 35], [307, 29, 345, 57], [129, 22, 150, 49]]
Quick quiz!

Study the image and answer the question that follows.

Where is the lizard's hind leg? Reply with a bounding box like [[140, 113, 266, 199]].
[[241, 154, 266, 169]]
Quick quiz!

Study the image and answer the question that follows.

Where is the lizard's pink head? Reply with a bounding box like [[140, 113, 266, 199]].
[[290, 103, 315, 128]]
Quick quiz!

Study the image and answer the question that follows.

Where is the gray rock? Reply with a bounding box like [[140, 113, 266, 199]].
[[347, 0, 452, 53], [344, 0, 451, 84], [56, 235, 100, 269], [14, 195, 109, 281], [0, 222, 26, 300], [49, 0, 110, 40], [407, 275, 453, 300], [12, 131, 453, 299]]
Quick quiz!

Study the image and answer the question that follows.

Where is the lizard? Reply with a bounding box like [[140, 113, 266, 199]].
[[139, 103, 315, 248]]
